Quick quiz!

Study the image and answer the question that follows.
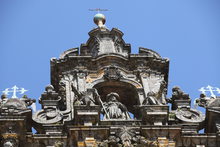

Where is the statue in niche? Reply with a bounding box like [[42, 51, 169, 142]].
[[142, 91, 160, 105], [71, 84, 100, 106], [101, 92, 130, 120]]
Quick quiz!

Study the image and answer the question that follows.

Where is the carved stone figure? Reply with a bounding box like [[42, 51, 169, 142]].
[[0, 94, 8, 106], [157, 80, 167, 105], [142, 91, 160, 105], [171, 86, 190, 100], [71, 84, 99, 106], [195, 93, 215, 108], [20, 95, 36, 107], [59, 81, 66, 98], [101, 92, 130, 120], [167, 86, 191, 110]]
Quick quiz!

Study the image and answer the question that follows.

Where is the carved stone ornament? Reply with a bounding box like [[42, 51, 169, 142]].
[[116, 126, 136, 147], [98, 126, 138, 147], [2, 133, 19, 147], [33, 107, 63, 124], [195, 93, 216, 108], [103, 66, 122, 81], [40, 85, 59, 101], [171, 86, 190, 100], [54, 141, 64, 147], [98, 127, 161, 147], [175, 108, 205, 123], [2, 138, 18, 147]]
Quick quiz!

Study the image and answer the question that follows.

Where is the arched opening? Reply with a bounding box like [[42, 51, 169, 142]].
[[93, 81, 139, 118]]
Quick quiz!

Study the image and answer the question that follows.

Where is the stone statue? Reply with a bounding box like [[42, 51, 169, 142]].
[[71, 84, 99, 106], [142, 91, 160, 105], [171, 86, 190, 100], [20, 95, 36, 107], [157, 80, 167, 105], [195, 93, 215, 108], [0, 94, 8, 106], [166, 86, 190, 106], [101, 92, 130, 120]]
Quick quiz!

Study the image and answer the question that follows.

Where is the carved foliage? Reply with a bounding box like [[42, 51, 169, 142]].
[[98, 127, 160, 147]]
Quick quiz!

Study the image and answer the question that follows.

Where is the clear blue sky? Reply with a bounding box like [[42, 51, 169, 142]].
[[0, 0, 220, 111]]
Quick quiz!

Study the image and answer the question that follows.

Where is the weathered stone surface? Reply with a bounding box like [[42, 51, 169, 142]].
[[0, 15, 218, 147]]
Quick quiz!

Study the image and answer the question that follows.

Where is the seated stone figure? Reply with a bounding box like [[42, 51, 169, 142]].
[[101, 92, 130, 120], [142, 91, 160, 105]]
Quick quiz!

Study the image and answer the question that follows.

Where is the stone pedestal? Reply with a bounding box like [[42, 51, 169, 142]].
[[68, 126, 109, 147], [42, 124, 64, 135], [181, 124, 199, 135], [172, 99, 191, 110], [140, 105, 169, 125], [74, 105, 101, 126]]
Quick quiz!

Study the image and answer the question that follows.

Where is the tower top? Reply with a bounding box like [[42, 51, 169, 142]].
[[89, 8, 108, 28]]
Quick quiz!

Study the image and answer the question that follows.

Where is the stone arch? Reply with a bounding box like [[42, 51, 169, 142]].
[[91, 79, 144, 116]]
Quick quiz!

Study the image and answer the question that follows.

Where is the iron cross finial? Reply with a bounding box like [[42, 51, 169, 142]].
[[89, 8, 109, 13]]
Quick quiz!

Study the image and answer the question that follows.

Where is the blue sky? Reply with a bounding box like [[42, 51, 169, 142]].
[[0, 0, 220, 111]]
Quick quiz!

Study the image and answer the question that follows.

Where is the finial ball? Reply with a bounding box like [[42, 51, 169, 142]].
[[93, 13, 106, 26]]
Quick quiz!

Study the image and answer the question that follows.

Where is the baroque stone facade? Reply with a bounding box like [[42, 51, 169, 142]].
[[0, 14, 219, 147]]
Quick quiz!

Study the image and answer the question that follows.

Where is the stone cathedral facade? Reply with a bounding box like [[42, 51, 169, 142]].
[[0, 13, 219, 147]]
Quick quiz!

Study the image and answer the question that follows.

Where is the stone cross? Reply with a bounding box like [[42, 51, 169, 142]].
[[2, 85, 28, 98], [199, 85, 220, 98]]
